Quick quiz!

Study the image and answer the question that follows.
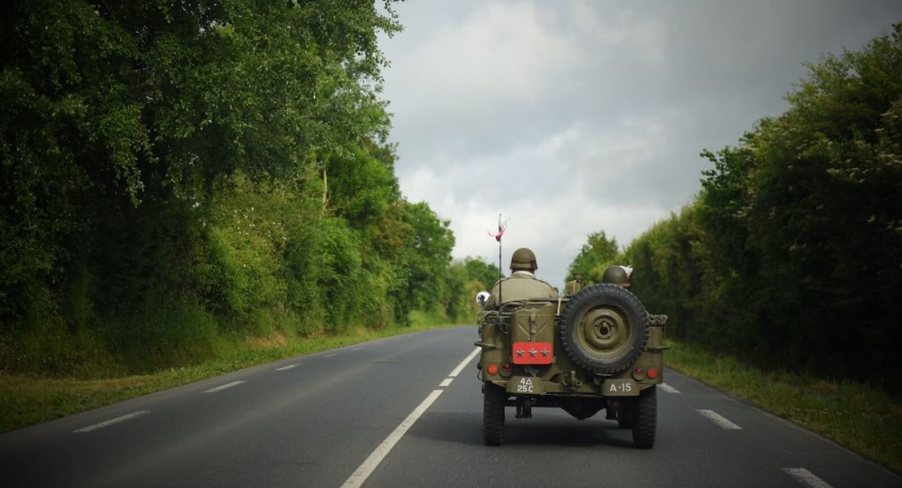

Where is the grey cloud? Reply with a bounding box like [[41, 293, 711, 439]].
[[380, 0, 902, 285]]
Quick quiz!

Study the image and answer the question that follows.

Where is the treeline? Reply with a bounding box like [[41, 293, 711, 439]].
[[0, 1, 498, 376], [569, 25, 902, 391]]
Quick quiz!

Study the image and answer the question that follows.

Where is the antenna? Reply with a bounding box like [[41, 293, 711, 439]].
[[496, 213, 503, 308], [487, 214, 507, 310]]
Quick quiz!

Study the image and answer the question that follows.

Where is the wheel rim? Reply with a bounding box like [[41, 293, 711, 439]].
[[575, 306, 631, 360]]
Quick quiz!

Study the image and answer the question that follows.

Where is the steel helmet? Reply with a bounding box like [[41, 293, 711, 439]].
[[602, 265, 632, 288], [510, 248, 537, 271]]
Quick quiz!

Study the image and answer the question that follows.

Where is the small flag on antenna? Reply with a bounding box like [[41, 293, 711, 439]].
[[487, 215, 507, 242]]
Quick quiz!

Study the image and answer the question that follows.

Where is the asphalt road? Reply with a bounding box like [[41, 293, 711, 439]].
[[1, 327, 898, 488]]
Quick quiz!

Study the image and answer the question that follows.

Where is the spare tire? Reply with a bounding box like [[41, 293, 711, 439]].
[[559, 284, 649, 375]]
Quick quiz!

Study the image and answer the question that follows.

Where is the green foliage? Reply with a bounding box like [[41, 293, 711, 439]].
[[462, 256, 503, 291], [444, 257, 502, 324], [201, 172, 292, 328], [567, 231, 619, 282], [0, 1, 477, 378], [619, 208, 707, 343], [397, 201, 456, 318], [612, 24, 902, 392]]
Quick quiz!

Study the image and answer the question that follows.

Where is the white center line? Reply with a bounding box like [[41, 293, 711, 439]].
[[784, 468, 834, 488], [276, 363, 299, 371], [73, 410, 150, 433], [204, 380, 246, 393], [697, 409, 742, 430], [341, 346, 479, 487], [659, 383, 681, 394], [448, 347, 480, 378], [341, 390, 444, 488]]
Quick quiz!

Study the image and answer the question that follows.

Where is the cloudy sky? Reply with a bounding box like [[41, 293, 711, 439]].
[[378, 0, 902, 288]]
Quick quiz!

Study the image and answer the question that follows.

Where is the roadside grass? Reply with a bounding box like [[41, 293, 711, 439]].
[[0, 322, 463, 434], [665, 339, 902, 474]]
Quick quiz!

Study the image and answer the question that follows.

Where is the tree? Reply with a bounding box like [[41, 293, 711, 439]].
[[567, 231, 619, 282], [617, 23, 902, 390], [0, 0, 409, 373]]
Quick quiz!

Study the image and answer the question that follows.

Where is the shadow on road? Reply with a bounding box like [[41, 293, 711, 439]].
[[409, 411, 635, 449]]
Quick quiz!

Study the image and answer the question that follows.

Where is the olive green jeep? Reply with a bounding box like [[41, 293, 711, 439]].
[[475, 276, 667, 448]]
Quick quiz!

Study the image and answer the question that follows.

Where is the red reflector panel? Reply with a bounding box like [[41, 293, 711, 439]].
[[512, 341, 554, 365]]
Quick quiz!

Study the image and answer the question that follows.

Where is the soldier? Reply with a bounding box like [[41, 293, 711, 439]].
[[564, 273, 585, 296], [487, 247, 558, 309]]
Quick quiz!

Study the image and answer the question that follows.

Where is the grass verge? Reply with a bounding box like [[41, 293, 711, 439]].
[[666, 339, 902, 474], [0, 322, 457, 434]]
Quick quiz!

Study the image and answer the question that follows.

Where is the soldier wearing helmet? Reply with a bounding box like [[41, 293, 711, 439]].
[[486, 247, 558, 309]]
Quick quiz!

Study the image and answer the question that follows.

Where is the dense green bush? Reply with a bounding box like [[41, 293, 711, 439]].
[[0, 1, 471, 377], [570, 24, 902, 392]]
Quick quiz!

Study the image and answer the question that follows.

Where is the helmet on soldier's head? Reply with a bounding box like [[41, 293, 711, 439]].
[[510, 248, 537, 272], [602, 265, 632, 288]]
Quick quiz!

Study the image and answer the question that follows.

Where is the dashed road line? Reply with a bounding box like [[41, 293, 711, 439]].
[[73, 411, 150, 433], [659, 383, 680, 394], [697, 409, 742, 430], [204, 380, 246, 393], [342, 347, 480, 487], [341, 390, 444, 487], [276, 363, 299, 371], [784, 467, 833, 488], [323, 353, 338, 358], [448, 347, 480, 377]]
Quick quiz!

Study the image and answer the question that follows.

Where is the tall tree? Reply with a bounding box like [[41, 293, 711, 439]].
[[567, 231, 619, 282]]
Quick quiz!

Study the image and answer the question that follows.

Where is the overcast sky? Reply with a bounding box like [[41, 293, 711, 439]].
[[378, 0, 902, 288]]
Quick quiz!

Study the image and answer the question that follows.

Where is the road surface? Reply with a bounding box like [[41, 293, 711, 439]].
[[0, 327, 898, 487]]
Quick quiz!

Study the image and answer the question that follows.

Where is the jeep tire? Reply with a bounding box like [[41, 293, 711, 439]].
[[559, 284, 650, 375], [483, 382, 506, 446], [632, 385, 657, 449]]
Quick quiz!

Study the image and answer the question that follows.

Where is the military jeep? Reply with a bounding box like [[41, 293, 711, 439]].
[[475, 278, 667, 448]]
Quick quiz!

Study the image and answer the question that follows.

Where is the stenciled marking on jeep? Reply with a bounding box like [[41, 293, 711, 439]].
[[516, 377, 535, 393]]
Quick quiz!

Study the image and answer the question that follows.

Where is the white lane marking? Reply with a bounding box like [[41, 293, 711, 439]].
[[659, 383, 680, 394], [784, 468, 833, 488], [341, 389, 444, 488], [439, 378, 453, 387], [276, 363, 298, 371], [324, 353, 338, 358], [697, 409, 742, 430], [204, 380, 246, 393], [73, 410, 150, 433], [448, 347, 480, 378]]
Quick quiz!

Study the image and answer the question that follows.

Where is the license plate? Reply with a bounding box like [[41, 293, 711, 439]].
[[506, 376, 544, 394], [511, 341, 553, 365], [601, 378, 639, 397]]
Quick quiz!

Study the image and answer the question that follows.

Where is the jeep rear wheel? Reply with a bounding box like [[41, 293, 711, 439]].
[[632, 385, 657, 449], [559, 284, 650, 375], [483, 382, 505, 446]]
